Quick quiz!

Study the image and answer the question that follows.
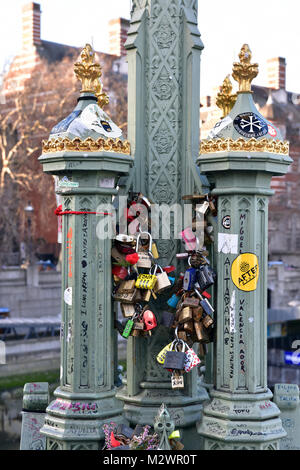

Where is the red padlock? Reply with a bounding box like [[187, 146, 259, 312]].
[[143, 310, 157, 336], [112, 265, 128, 280], [163, 265, 176, 274]]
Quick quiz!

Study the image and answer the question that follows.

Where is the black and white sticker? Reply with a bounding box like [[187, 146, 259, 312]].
[[222, 215, 231, 229], [233, 112, 268, 138]]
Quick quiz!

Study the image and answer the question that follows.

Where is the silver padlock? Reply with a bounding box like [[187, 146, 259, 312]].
[[136, 232, 153, 269]]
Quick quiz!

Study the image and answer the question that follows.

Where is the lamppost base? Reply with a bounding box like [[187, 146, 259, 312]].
[[40, 388, 127, 450], [197, 388, 286, 450], [117, 382, 210, 450]]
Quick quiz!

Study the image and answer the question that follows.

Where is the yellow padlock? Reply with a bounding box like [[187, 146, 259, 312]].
[[151, 242, 159, 259], [156, 342, 174, 364], [135, 274, 157, 290]]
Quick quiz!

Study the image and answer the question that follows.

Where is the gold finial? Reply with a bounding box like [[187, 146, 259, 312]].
[[74, 44, 109, 107], [232, 44, 259, 93], [216, 75, 237, 118]]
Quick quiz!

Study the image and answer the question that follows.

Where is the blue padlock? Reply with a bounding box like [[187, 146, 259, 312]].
[[167, 294, 180, 308], [168, 276, 176, 285], [183, 267, 197, 291]]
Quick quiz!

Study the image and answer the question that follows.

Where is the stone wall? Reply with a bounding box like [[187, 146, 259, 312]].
[[0, 267, 61, 318]]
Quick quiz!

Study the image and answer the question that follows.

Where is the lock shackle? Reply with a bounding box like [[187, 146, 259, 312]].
[[174, 339, 186, 353], [194, 288, 203, 301], [187, 256, 191, 267], [151, 264, 163, 275], [136, 231, 153, 253]]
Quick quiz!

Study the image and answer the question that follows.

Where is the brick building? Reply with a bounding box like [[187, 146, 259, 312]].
[[0, 2, 129, 265], [200, 59, 300, 309]]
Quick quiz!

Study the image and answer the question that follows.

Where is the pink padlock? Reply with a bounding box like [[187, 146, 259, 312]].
[[143, 310, 157, 336], [180, 227, 196, 252]]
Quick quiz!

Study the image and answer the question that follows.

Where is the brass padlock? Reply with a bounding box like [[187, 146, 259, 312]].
[[114, 289, 138, 304], [121, 303, 136, 318], [202, 312, 214, 329], [151, 242, 159, 259], [136, 232, 153, 269], [178, 306, 193, 324], [192, 306, 203, 322], [118, 279, 136, 294], [183, 320, 194, 334], [194, 321, 210, 343]]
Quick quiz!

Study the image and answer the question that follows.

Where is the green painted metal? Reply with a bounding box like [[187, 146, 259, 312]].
[[196, 91, 292, 450], [116, 0, 210, 449], [38, 94, 134, 450]]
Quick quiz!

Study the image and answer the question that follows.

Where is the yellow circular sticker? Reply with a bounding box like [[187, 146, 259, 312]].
[[231, 253, 259, 291]]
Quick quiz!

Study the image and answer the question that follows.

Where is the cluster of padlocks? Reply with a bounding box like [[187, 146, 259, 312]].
[[112, 192, 217, 390]]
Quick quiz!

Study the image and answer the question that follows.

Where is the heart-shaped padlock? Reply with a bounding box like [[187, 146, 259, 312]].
[[143, 310, 157, 332]]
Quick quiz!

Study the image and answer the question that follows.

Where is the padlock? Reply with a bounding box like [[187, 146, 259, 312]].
[[135, 273, 157, 290], [111, 247, 127, 264], [196, 265, 214, 291], [200, 298, 214, 316], [171, 371, 184, 389], [180, 227, 197, 252], [157, 342, 174, 364], [178, 306, 193, 324], [181, 295, 199, 308], [183, 267, 197, 291], [208, 197, 217, 216], [122, 319, 134, 338], [112, 265, 129, 280], [151, 242, 159, 259], [183, 320, 194, 334], [194, 289, 214, 315], [202, 312, 214, 328], [136, 232, 153, 268], [152, 265, 171, 293], [118, 279, 136, 294], [167, 293, 180, 309], [120, 303, 136, 318], [192, 306, 203, 322], [194, 321, 210, 343], [177, 330, 188, 342], [161, 311, 175, 328], [183, 346, 201, 373], [163, 341, 186, 370], [113, 288, 138, 304], [143, 310, 157, 335], [196, 200, 210, 215], [168, 276, 176, 285]]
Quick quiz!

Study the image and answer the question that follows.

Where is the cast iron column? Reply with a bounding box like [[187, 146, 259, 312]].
[[39, 46, 133, 450], [196, 45, 291, 450], [117, 0, 210, 450]]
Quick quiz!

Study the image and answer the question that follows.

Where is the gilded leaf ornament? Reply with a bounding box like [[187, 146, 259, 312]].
[[216, 75, 237, 118], [74, 44, 109, 107], [232, 44, 259, 93]]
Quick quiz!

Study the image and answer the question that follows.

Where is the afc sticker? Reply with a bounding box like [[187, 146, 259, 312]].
[[231, 253, 259, 292], [233, 112, 268, 139]]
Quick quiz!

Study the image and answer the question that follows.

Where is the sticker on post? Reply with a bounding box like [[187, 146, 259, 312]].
[[268, 124, 277, 137], [233, 112, 268, 138], [208, 115, 233, 139], [218, 233, 238, 254], [64, 287, 72, 306], [231, 253, 259, 292], [59, 177, 79, 188], [222, 215, 231, 229]]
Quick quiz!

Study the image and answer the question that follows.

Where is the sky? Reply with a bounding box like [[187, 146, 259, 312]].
[[0, 0, 299, 96]]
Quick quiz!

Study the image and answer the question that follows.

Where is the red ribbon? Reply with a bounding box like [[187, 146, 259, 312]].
[[54, 205, 112, 216]]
